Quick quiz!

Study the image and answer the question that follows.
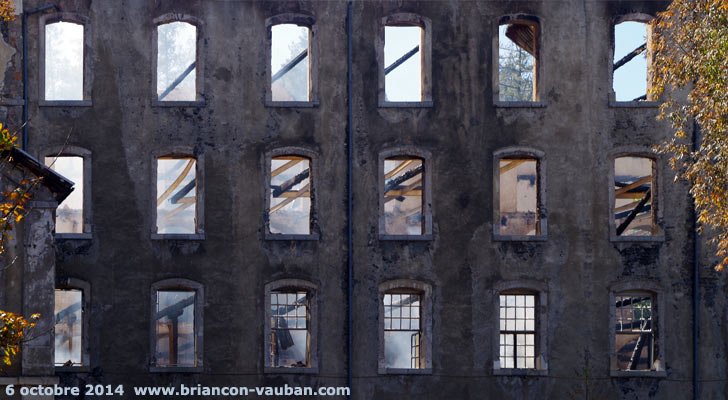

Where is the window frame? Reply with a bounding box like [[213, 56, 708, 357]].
[[492, 280, 548, 376], [41, 146, 93, 239], [609, 148, 663, 242], [151, 148, 205, 240], [492, 14, 545, 108], [38, 13, 93, 106], [377, 13, 433, 108], [149, 278, 204, 373], [609, 280, 666, 377], [263, 147, 320, 241], [263, 279, 319, 374], [152, 13, 205, 107], [378, 279, 433, 375], [378, 147, 433, 241], [492, 147, 547, 241], [265, 13, 319, 108], [608, 13, 659, 108], [54, 277, 90, 371]]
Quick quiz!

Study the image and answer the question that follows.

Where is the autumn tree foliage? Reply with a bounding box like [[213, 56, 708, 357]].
[[0, 123, 40, 370], [0, 311, 38, 368], [652, 0, 728, 270], [0, 0, 13, 22], [0, 0, 39, 368]]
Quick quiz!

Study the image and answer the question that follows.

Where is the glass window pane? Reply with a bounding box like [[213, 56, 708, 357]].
[[270, 290, 309, 368], [157, 158, 196, 234], [269, 156, 311, 234], [499, 158, 538, 235], [155, 290, 195, 367], [271, 24, 309, 102], [384, 26, 422, 101], [54, 289, 82, 366], [45, 156, 83, 233], [45, 22, 83, 100], [272, 328, 308, 368], [157, 22, 197, 101], [384, 331, 420, 369]]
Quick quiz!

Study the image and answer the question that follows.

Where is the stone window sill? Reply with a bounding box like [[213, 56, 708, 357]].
[[378, 367, 432, 375], [610, 234, 665, 243], [493, 368, 548, 376], [264, 366, 319, 374], [378, 100, 433, 108], [610, 370, 666, 378], [494, 101, 547, 108], [379, 234, 433, 241], [55, 233, 93, 240], [608, 101, 660, 108], [265, 100, 319, 108], [39, 100, 92, 107], [152, 100, 206, 107], [151, 233, 206, 240], [265, 232, 320, 241], [493, 234, 547, 242]]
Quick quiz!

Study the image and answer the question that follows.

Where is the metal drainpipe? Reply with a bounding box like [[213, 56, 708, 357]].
[[346, 2, 353, 398], [22, 4, 58, 150], [692, 119, 700, 400]]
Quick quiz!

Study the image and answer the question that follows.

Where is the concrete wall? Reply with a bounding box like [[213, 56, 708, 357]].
[[2, 0, 726, 399]]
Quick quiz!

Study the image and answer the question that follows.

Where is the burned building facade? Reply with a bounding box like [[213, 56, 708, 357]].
[[0, 0, 726, 399]]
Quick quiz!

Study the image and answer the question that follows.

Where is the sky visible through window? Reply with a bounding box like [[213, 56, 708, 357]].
[[45, 22, 83, 100], [271, 24, 309, 101], [43, 19, 649, 102], [384, 26, 422, 101], [614, 21, 647, 101]]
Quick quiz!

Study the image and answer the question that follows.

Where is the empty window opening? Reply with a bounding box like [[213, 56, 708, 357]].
[[269, 156, 311, 235], [615, 293, 654, 370], [613, 21, 649, 101], [498, 157, 539, 235], [614, 157, 655, 236], [383, 157, 424, 235], [154, 290, 196, 367], [383, 292, 422, 369], [54, 289, 83, 367], [157, 21, 197, 101], [45, 156, 83, 234], [271, 24, 310, 102], [499, 21, 537, 102], [45, 21, 83, 100], [270, 291, 309, 368], [499, 294, 536, 369], [157, 157, 197, 234], [384, 25, 422, 101]]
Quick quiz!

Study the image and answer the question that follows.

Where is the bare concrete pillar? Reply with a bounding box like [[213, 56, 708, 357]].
[[21, 201, 57, 377]]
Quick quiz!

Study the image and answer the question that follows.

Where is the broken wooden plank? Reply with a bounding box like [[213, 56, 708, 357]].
[[385, 45, 420, 75], [157, 159, 194, 207], [613, 43, 646, 71], [385, 159, 414, 179], [616, 190, 651, 235], [270, 184, 310, 214], [500, 159, 529, 174], [615, 176, 651, 196], [272, 159, 301, 178], [272, 48, 308, 83]]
